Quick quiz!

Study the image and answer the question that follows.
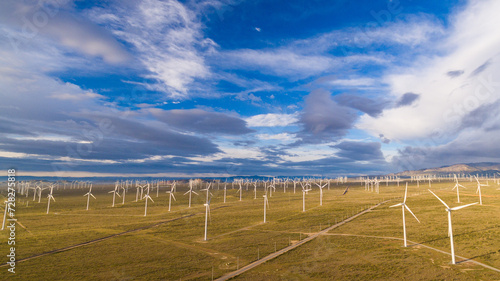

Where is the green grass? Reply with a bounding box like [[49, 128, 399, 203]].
[[0, 180, 499, 280]]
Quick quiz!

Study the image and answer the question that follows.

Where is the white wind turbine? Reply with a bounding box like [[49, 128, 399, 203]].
[[253, 181, 258, 199], [143, 184, 154, 216], [83, 184, 96, 211], [474, 175, 488, 205], [428, 189, 478, 264], [135, 183, 141, 202], [301, 184, 312, 212], [38, 184, 47, 203], [46, 184, 56, 214], [223, 182, 227, 203], [109, 182, 121, 207], [237, 182, 243, 201], [156, 181, 160, 198], [452, 175, 466, 203], [203, 197, 212, 241], [33, 182, 42, 201], [171, 181, 177, 193], [121, 183, 126, 205], [314, 181, 328, 206], [184, 181, 199, 208], [390, 183, 420, 247], [166, 184, 176, 211], [201, 183, 213, 205], [263, 187, 270, 223]]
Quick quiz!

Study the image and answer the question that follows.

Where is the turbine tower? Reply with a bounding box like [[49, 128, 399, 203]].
[[390, 183, 420, 247], [83, 184, 96, 211], [428, 189, 478, 264]]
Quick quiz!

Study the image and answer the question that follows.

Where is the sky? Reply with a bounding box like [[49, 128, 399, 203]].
[[1, 0, 500, 178]]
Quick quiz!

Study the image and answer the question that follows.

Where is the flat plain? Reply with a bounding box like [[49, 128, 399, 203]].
[[0, 179, 499, 280]]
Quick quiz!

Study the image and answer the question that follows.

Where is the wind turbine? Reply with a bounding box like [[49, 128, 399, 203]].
[[33, 182, 42, 201], [237, 182, 243, 201], [203, 197, 212, 241], [253, 181, 258, 199], [166, 185, 176, 211], [135, 183, 140, 202], [184, 181, 198, 208], [263, 187, 270, 223], [314, 181, 328, 206], [390, 183, 420, 247], [201, 183, 213, 200], [84, 184, 96, 211], [452, 175, 466, 203], [223, 182, 227, 203], [428, 189, 478, 264], [302, 185, 312, 212], [38, 184, 47, 203], [109, 182, 121, 207], [46, 184, 56, 214], [474, 175, 488, 205], [121, 183, 126, 205], [143, 184, 154, 216]]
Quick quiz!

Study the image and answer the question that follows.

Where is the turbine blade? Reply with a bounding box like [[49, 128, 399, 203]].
[[90, 194, 96, 199], [390, 203, 403, 208], [428, 189, 449, 209], [405, 205, 420, 223], [450, 202, 478, 211], [183, 191, 189, 195], [192, 191, 199, 195], [172, 194, 176, 201]]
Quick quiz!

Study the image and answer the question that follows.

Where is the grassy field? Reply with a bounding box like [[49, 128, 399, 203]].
[[0, 179, 499, 280]]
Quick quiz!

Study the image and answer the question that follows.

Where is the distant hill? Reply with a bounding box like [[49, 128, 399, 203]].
[[393, 162, 500, 177]]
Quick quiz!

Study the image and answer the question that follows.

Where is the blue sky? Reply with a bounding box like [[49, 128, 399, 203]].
[[1, 0, 500, 178]]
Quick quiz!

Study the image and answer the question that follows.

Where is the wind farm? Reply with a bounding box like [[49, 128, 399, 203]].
[[2, 0, 500, 280], [1, 174, 499, 280]]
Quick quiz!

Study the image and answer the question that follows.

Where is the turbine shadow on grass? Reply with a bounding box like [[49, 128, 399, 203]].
[[414, 225, 500, 245], [456, 249, 500, 264]]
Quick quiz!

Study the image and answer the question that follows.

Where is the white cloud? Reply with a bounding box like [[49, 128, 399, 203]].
[[246, 113, 299, 127], [89, 0, 214, 98], [281, 145, 334, 163], [223, 49, 335, 78], [327, 78, 376, 87], [256, 133, 296, 142], [357, 0, 500, 142], [220, 146, 265, 160], [292, 15, 444, 53], [0, 1, 130, 64]]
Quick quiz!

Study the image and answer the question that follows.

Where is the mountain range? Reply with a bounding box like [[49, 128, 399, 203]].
[[393, 163, 500, 177]]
